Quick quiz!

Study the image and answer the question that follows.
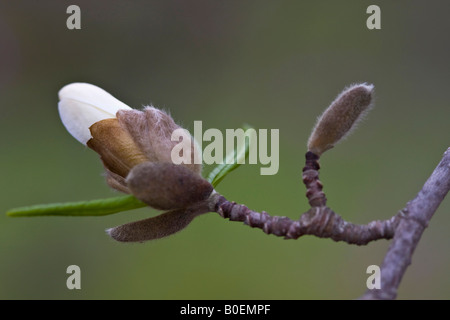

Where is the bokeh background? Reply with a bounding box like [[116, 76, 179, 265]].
[[0, 0, 449, 300]]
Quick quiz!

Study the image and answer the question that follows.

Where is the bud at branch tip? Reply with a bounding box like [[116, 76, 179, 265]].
[[307, 83, 374, 156]]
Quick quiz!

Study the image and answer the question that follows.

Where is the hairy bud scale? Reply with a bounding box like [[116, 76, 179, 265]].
[[307, 83, 374, 155]]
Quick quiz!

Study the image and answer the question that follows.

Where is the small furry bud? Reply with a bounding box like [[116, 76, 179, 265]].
[[126, 162, 213, 210], [307, 83, 374, 155]]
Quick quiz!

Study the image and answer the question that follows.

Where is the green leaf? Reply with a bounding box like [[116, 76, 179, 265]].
[[6, 195, 147, 217], [207, 124, 254, 188]]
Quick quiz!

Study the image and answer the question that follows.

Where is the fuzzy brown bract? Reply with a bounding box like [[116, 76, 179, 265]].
[[126, 162, 213, 210]]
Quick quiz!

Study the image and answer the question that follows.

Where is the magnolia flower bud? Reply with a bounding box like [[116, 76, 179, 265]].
[[126, 162, 213, 210], [307, 83, 374, 156], [58, 83, 213, 242], [57, 82, 202, 194]]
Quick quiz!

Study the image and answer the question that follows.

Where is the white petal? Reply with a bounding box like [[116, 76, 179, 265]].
[[59, 99, 113, 145], [58, 83, 131, 114], [58, 83, 132, 145]]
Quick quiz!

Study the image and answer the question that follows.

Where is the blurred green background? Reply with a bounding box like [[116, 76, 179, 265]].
[[0, 0, 449, 299]]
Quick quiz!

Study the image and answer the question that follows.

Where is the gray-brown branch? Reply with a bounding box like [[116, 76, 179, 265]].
[[209, 194, 401, 244], [208, 148, 449, 298], [360, 147, 450, 300], [208, 150, 401, 244]]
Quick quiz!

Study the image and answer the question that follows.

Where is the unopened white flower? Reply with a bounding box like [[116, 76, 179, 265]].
[[57, 82, 203, 197], [58, 82, 132, 145], [56, 83, 217, 242]]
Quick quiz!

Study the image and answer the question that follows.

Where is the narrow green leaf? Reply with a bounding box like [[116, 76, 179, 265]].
[[207, 124, 254, 188], [6, 195, 147, 217]]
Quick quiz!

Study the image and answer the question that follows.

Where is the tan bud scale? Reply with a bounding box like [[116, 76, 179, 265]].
[[87, 118, 149, 178], [126, 162, 213, 210], [307, 83, 374, 156]]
